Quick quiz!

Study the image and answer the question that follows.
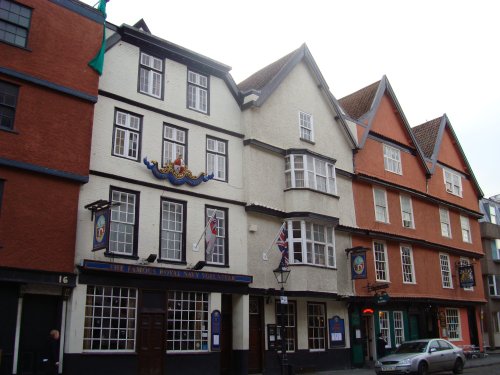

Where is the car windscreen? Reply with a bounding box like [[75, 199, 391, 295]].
[[395, 342, 428, 354]]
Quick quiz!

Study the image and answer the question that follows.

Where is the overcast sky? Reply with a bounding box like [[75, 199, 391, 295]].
[[82, 0, 500, 199]]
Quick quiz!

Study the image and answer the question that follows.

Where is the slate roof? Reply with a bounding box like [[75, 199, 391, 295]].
[[237, 49, 298, 92], [412, 117, 442, 158], [338, 80, 380, 119]]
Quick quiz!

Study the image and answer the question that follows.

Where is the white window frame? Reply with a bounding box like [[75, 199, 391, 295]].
[[378, 311, 391, 348], [166, 291, 209, 352], [383, 144, 402, 175], [139, 52, 163, 98], [439, 253, 453, 289], [307, 302, 326, 351], [83, 285, 137, 352], [110, 189, 137, 256], [373, 188, 389, 223], [400, 195, 414, 229], [163, 125, 186, 166], [275, 300, 296, 352], [206, 137, 227, 181], [490, 205, 498, 224], [492, 239, 500, 260], [205, 207, 227, 265], [285, 154, 337, 195], [445, 308, 461, 340], [393, 311, 405, 347], [443, 168, 463, 197], [299, 111, 314, 142], [439, 207, 452, 238], [488, 275, 500, 296], [460, 215, 472, 243], [400, 245, 416, 284], [113, 110, 141, 161], [289, 220, 336, 268], [374, 241, 389, 282], [160, 199, 184, 262], [459, 257, 473, 291], [187, 70, 208, 113]]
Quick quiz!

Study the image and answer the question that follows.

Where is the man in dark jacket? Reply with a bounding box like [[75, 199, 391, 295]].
[[46, 329, 60, 375], [377, 332, 387, 359]]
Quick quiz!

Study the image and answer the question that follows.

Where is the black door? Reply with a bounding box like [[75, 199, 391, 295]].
[[468, 307, 479, 347], [220, 294, 232, 375], [18, 294, 61, 375], [138, 313, 165, 375]]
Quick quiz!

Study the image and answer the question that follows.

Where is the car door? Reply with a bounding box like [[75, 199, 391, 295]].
[[438, 340, 456, 371], [426, 340, 444, 372]]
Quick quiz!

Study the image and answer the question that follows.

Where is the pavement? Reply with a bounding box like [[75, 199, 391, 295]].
[[300, 350, 500, 375]]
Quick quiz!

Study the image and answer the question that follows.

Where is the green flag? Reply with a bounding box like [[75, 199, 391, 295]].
[[88, 0, 108, 75]]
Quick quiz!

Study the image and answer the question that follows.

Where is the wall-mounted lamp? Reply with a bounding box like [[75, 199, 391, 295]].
[[190, 260, 206, 271], [139, 254, 157, 264]]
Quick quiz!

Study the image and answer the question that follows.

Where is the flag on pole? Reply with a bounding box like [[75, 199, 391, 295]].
[[88, 0, 108, 75], [276, 224, 288, 268], [205, 214, 217, 257]]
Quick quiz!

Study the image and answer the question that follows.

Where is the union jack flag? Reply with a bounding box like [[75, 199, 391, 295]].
[[276, 224, 288, 269]]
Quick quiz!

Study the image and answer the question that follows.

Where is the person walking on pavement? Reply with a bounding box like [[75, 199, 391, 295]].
[[46, 329, 60, 375], [377, 332, 387, 359]]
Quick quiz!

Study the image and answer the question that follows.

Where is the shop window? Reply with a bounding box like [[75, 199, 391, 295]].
[[83, 285, 137, 351], [166, 291, 208, 351]]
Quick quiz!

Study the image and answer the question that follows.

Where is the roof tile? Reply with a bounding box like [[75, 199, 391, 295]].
[[412, 117, 442, 158], [338, 80, 380, 119]]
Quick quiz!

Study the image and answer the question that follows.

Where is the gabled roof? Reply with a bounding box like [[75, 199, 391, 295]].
[[338, 76, 430, 176], [412, 117, 441, 159], [412, 114, 483, 197], [133, 19, 151, 34], [237, 44, 357, 148], [338, 80, 380, 121]]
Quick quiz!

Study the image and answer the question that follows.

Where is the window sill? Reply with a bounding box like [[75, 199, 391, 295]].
[[0, 127, 19, 134], [187, 106, 209, 116], [112, 154, 141, 163], [205, 263, 229, 269], [0, 40, 32, 51], [300, 137, 315, 145], [157, 259, 187, 265], [104, 252, 139, 260]]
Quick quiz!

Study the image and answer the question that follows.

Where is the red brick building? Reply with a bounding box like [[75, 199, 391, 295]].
[[338, 76, 485, 366], [0, 1, 103, 373]]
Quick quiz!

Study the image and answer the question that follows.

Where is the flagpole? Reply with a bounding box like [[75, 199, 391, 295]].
[[262, 222, 286, 261], [193, 210, 217, 251]]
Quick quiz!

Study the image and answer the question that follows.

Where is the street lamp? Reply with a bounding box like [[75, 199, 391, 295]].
[[273, 265, 290, 375]]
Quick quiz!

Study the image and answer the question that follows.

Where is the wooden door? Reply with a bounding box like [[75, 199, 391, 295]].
[[138, 313, 164, 375], [248, 296, 263, 373]]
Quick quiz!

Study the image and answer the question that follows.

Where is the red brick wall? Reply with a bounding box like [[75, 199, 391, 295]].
[[0, 0, 102, 96], [0, 168, 80, 273], [0, 77, 94, 176]]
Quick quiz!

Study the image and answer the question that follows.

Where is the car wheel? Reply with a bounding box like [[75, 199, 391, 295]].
[[453, 358, 464, 374], [417, 361, 428, 375]]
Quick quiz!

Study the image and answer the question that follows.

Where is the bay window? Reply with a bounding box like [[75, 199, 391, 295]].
[[285, 154, 336, 195]]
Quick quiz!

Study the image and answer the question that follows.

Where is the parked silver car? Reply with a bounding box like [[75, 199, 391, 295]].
[[374, 338, 466, 375]]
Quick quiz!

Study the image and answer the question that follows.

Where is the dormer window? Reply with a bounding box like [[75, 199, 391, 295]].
[[443, 169, 462, 197], [383, 144, 402, 175]]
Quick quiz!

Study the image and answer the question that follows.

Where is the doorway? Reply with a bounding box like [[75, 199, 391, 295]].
[[468, 307, 479, 347], [18, 294, 61, 375], [248, 296, 263, 373], [138, 313, 165, 375], [362, 315, 374, 361]]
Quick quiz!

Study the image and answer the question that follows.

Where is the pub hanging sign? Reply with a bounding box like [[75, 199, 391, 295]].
[[458, 264, 476, 288], [92, 208, 110, 251], [351, 251, 367, 279]]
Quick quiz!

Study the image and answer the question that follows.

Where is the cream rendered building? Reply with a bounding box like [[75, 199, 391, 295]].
[[65, 20, 251, 375], [239, 44, 359, 373]]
